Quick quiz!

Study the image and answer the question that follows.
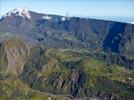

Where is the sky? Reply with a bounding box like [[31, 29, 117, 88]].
[[0, 0, 134, 23]]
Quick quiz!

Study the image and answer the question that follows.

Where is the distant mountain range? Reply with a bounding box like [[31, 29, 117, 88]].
[[0, 8, 134, 100]]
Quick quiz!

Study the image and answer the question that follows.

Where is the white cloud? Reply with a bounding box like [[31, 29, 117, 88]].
[[130, 22, 134, 24]]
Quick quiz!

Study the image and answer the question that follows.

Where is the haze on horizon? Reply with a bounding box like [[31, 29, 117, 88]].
[[0, 0, 134, 23]]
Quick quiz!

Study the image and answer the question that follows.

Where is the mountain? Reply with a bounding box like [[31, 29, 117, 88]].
[[0, 8, 134, 100], [1, 8, 134, 68]]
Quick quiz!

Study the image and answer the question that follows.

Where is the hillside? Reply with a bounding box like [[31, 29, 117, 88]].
[[0, 38, 134, 100]]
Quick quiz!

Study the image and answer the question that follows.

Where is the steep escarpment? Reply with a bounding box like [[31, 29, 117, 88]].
[[0, 10, 134, 58], [1, 12, 134, 74]]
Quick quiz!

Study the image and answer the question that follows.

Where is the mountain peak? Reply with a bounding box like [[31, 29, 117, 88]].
[[4, 7, 31, 19]]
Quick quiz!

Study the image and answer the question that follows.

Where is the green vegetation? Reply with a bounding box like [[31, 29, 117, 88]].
[[0, 43, 8, 75], [0, 41, 133, 99], [0, 38, 28, 76], [20, 46, 133, 99]]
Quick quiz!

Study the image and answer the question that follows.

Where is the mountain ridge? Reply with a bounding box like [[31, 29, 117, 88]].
[[1, 8, 134, 24], [0, 9, 134, 69]]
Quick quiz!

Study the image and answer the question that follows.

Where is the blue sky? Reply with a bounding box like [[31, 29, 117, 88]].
[[0, 0, 134, 23]]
